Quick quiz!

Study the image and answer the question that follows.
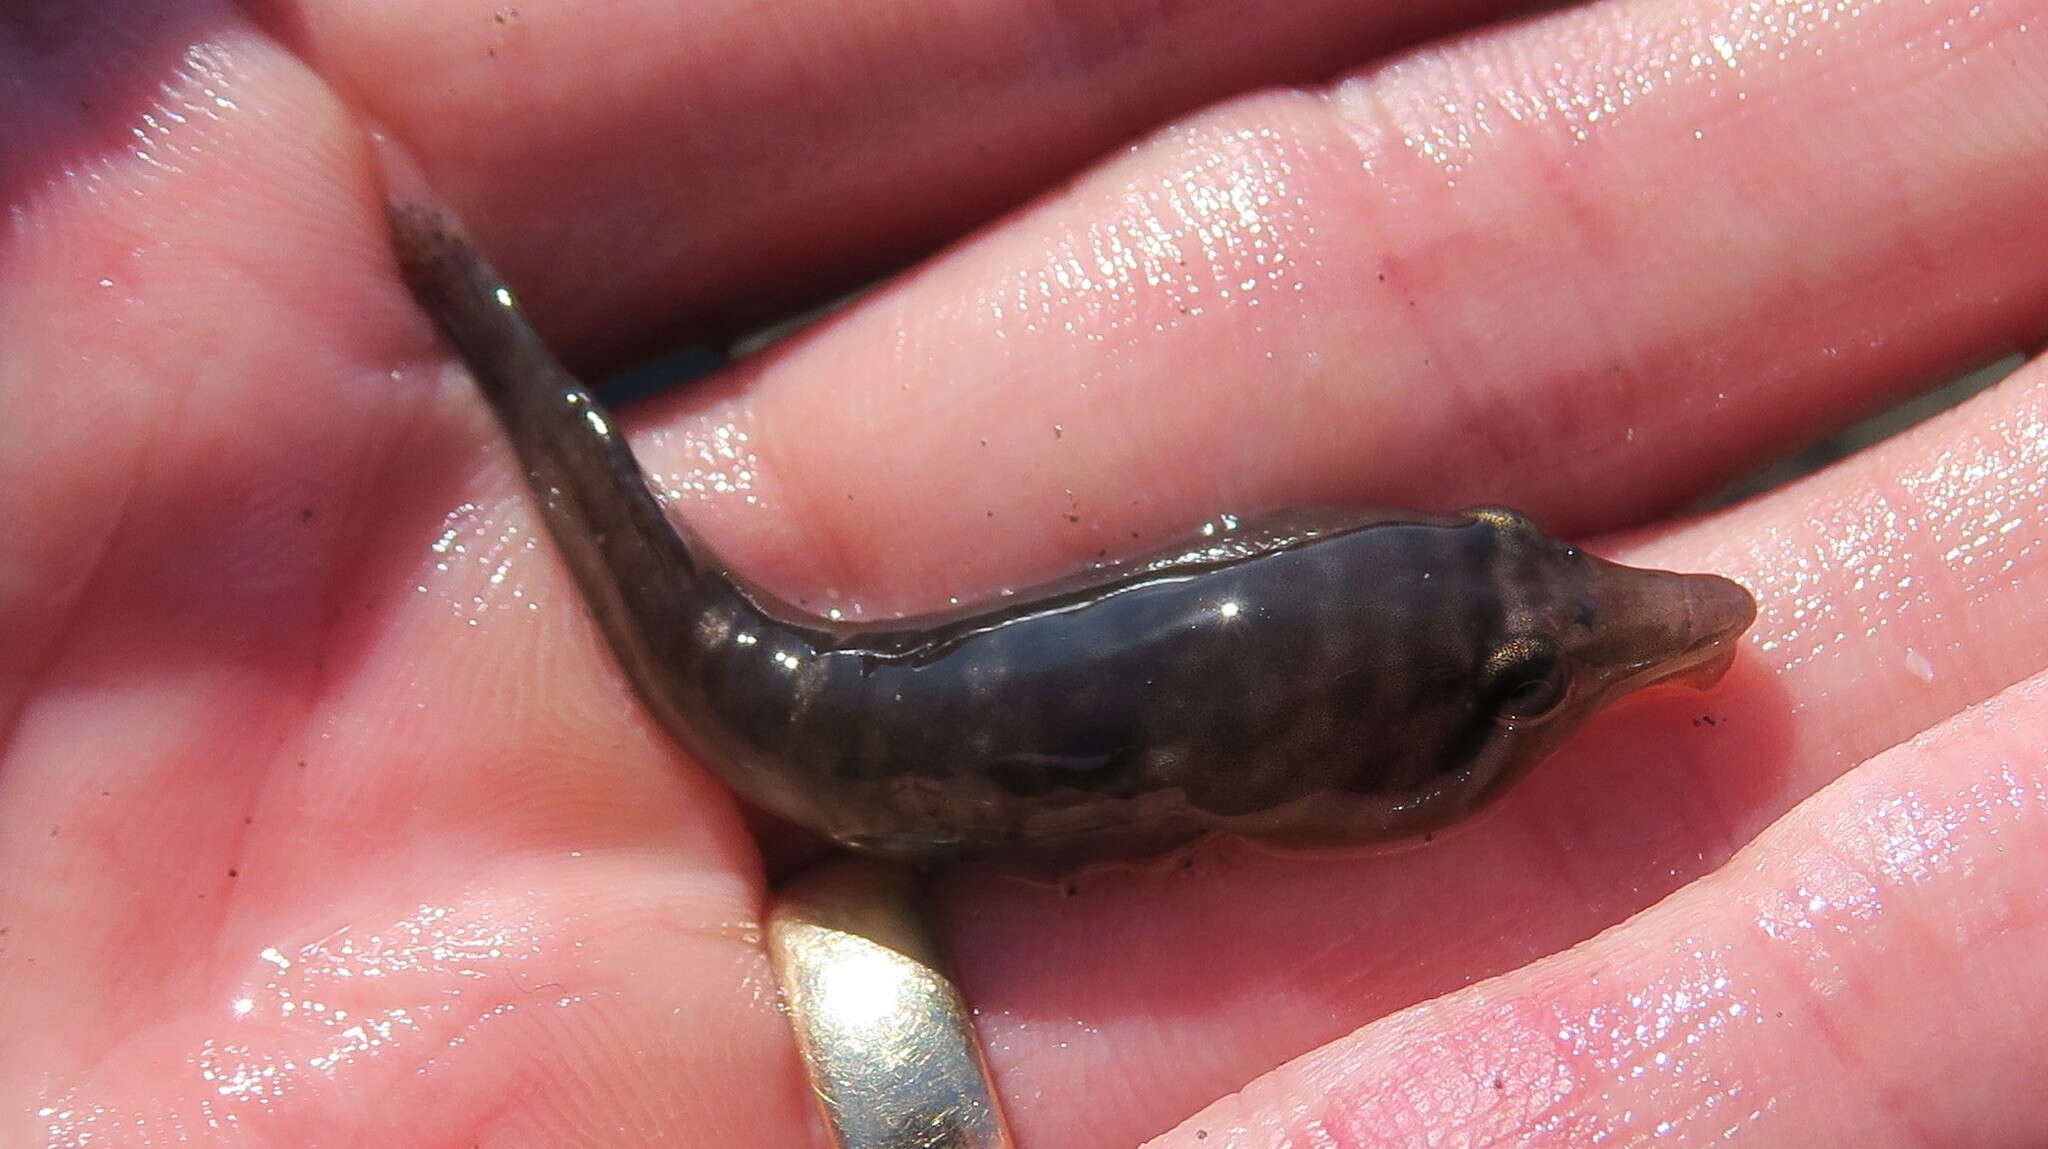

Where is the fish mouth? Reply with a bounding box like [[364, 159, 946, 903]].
[[1586, 565, 1758, 699]]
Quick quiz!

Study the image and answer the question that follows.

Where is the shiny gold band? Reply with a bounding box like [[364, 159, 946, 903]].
[[766, 859, 1016, 1149]]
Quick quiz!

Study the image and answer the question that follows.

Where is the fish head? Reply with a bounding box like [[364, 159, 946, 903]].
[[1440, 505, 1756, 814]]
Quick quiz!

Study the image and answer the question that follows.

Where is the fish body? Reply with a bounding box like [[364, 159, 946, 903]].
[[389, 206, 1755, 868]]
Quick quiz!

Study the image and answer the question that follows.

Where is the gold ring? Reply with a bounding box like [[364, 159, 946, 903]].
[[766, 858, 1016, 1149]]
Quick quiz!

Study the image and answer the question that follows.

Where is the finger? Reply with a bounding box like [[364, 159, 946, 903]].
[[615, 0, 2048, 625], [1146, 668, 2048, 1148], [279, 0, 1549, 357], [0, 12, 803, 1143]]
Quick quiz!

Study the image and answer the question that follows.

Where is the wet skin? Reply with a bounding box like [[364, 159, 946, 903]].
[[389, 204, 1757, 869]]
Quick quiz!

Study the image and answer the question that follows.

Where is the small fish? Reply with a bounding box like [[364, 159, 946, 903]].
[[388, 204, 1756, 870]]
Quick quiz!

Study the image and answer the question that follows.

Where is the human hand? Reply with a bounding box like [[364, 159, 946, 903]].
[[4, 0, 2046, 1145]]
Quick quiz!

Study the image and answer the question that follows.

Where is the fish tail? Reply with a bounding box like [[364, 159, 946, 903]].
[[386, 200, 713, 684]]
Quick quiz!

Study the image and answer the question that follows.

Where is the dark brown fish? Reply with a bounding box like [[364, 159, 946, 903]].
[[388, 204, 1756, 869]]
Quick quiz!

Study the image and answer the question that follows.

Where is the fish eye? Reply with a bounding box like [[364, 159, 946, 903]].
[[1484, 637, 1567, 724]]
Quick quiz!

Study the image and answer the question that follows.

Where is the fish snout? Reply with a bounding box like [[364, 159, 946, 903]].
[[1582, 563, 1758, 697], [1666, 573, 1757, 688]]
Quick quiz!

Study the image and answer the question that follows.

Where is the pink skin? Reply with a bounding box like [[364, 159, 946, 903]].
[[1148, 672, 2048, 1147], [3, 1, 2046, 1146]]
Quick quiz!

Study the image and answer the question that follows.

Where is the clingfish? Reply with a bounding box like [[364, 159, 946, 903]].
[[388, 205, 1757, 870]]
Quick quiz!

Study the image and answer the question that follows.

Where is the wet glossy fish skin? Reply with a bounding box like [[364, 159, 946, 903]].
[[389, 205, 1756, 869]]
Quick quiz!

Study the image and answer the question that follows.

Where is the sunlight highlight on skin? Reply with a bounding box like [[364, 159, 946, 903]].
[[1537, 950, 1778, 1142], [978, 124, 1316, 348], [415, 499, 544, 628], [13, 35, 284, 250], [1221, 948, 1783, 1147], [1746, 848, 1887, 998], [1737, 504, 1924, 675], [1747, 755, 2048, 975], [32, 902, 584, 1146], [1897, 412, 2048, 598], [1722, 389, 2048, 685], [122, 43, 244, 179], [1333, 0, 1977, 181], [648, 420, 768, 510]]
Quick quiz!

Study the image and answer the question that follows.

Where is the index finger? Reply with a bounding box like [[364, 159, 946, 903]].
[[278, 0, 1550, 361]]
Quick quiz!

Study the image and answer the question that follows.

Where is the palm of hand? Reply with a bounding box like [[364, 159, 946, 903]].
[[4, 1, 2047, 1145]]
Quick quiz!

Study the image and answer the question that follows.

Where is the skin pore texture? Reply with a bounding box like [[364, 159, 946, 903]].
[[4, 1, 2048, 1147]]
